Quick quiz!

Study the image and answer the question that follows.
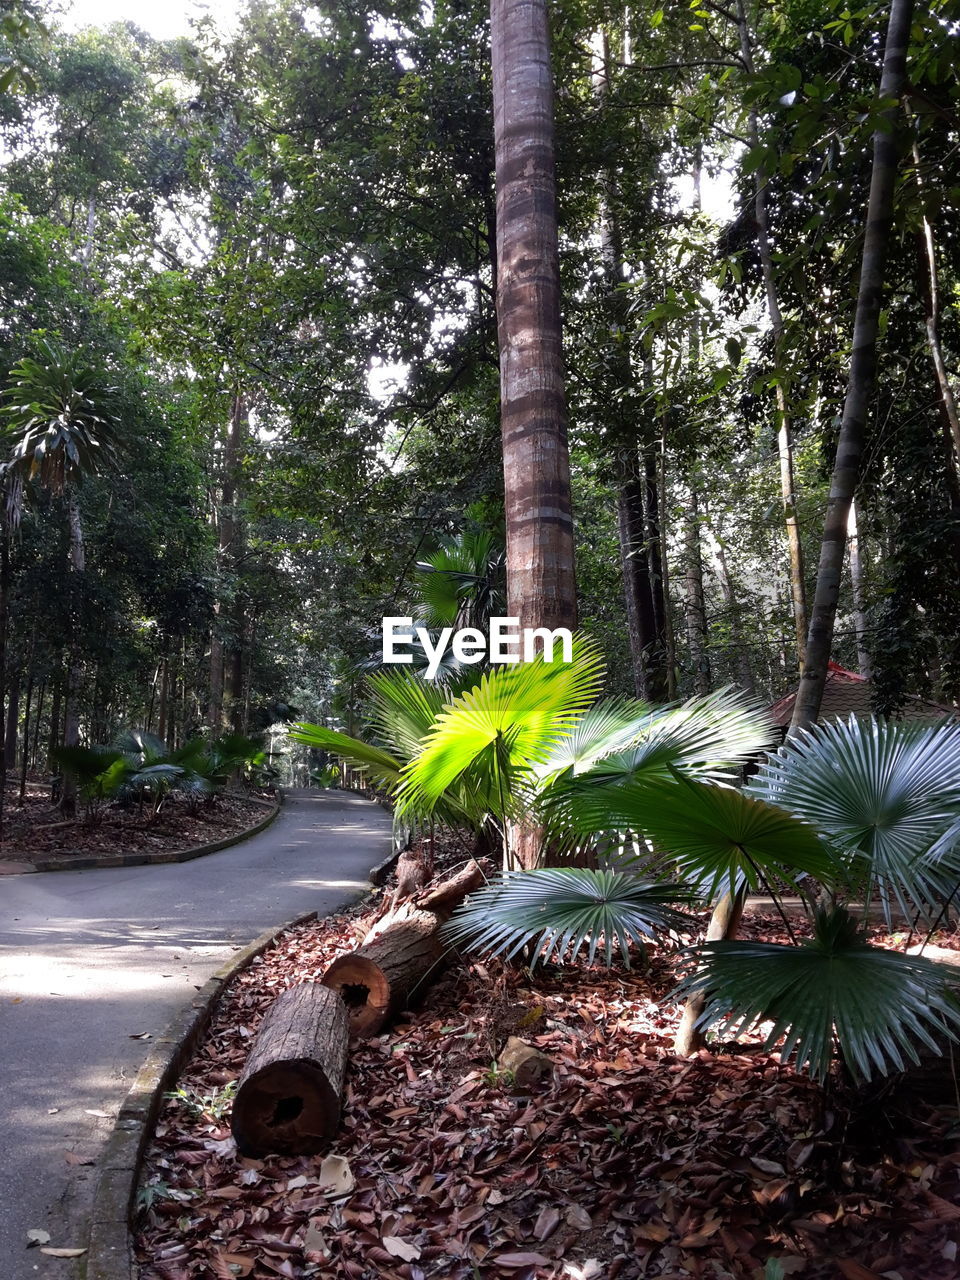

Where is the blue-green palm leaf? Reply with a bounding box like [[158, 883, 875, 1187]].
[[675, 906, 960, 1082], [748, 716, 960, 923], [565, 773, 834, 897], [445, 867, 697, 968]]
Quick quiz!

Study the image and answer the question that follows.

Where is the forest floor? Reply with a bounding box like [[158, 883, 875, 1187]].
[[135, 838, 960, 1280], [0, 779, 275, 867]]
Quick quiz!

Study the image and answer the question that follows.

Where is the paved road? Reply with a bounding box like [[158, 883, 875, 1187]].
[[0, 789, 391, 1278]]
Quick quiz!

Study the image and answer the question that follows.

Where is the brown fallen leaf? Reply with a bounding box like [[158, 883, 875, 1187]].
[[834, 1262, 885, 1280], [534, 1205, 560, 1240], [634, 1222, 670, 1243], [39, 1247, 87, 1258], [494, 1253, 552, 1269], [382, 1236, 421, 1261], [64, 1151, 95, 1166]]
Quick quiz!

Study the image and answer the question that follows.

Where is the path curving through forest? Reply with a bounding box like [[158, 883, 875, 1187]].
[[0, 788, 391, 1279]]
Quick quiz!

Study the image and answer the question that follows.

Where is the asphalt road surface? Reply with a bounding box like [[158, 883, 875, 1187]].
[[0, 788, 391, 1278]]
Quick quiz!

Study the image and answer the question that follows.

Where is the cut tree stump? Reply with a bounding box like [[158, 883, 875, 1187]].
[[231, 983, 348, 1157], [323, 858, 492, 1037]]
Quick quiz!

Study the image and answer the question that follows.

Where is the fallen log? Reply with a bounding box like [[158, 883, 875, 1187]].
[[231, 983, 348, 1157], [323, 858, 491, 1036]]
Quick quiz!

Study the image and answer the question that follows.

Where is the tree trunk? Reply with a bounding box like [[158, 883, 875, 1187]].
[[18, 668, 33, 806], [157, 653, 170, 745], [47, 676, 62, 775], [60, 493, 86, 815], [5, 674, 19, 771], [684, 488, 711, 695], [210, 393, 247, 730], [673, 888, 746, 1056], [791, 0, 915, 732], [617, 454, 666, 700], [492, 0, 577, 870], [231, 983, 348, 1157], [31, 680, 44, 772], [0, 533, 8, 836], [708, 523, 756, 695], [847, 499, 872, 679], [492, 0, 577, 641]]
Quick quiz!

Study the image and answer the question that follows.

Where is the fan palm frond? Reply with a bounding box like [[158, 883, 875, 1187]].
[[445, 867, 697, 968], [564, 773, 834, 896], [675, 906, 960, 1082], [748, 716, 960, 922]]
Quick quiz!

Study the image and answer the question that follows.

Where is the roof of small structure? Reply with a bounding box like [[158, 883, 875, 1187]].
[[768, 661, 955, 729]]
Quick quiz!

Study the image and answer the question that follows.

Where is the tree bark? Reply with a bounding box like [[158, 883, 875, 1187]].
[[5, 674, 19, 771], [791, 0, 915, 731], [684, 487, 711, 695], [210, 393, 248, 730], [492, 0, 577, 641], [734, 0, 808, 669], [847, 499, 872, 679], [324, 859, 489, 1035], [232, 983, 348, 1157], [673, 888, 746, 1056], [617, 453, 666, 700], [18, 667, 33, 806], [60, 492, 86, 815], [707, 522, 756, 695], [47, 676, 62, 775], [322, 910, 446, 1038]]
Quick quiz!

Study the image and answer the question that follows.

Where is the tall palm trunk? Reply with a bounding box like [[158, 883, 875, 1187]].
[[491, 0, 577, 638], [210, 392, 247, 729], [492, 0, 577, 870], [791, 0, 915, 732], [734, 0, 807, 669]]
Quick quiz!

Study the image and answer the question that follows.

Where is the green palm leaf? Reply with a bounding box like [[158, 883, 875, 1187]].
[[565, 773, 834, 897], [675, 906, 960, 1082], [397, 637, 605, 820], [287, 723, 404, 792], [748, 716, 960, 923], [444, 867, 697, 968]]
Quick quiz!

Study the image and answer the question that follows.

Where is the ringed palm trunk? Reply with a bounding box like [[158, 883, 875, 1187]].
[[492, 0, 577, 868], [791, 0, 915, 732]]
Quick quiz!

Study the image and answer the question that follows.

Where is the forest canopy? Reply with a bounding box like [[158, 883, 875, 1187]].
[[0, 0, 957, 783]]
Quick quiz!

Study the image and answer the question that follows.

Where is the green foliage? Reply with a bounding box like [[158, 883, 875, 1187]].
[[445, 867, 697, 968], [748, 716, 960, 923], [675, 906, 960, 1083]]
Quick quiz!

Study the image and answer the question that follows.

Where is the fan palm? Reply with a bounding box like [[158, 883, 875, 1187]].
[[747, 716, 960, 925], [675, 905, 960, 1082], [445, 867, 698, 969], [414, 530, 505, 632]]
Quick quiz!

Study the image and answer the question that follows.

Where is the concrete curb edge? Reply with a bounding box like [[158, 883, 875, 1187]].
[[31, 793, 283, 875], [85, 908, 318, 1280]]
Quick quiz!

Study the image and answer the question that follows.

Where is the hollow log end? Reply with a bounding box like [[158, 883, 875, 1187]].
[[232, 1060, 340, 1157], [322, 954, 389, 1037]]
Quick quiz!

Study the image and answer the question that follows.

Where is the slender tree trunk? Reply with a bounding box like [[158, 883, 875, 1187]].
[[644, 446, 671, 695], [492, 0, 577, 869], [674, 888, 746, 1056], [47, 676, 62, 775], [210, 392, 247, 729], [708, 524, 756, 695], [684, 488, 711, 695], [791, 0, 915, 731], [617, 460, 663, 699], [734, 0, 807, 668], [19, 667, 33, 806], [847, 499, 872, 679], [5, 674, 18, 771], [157, 652, 170, 745], [31, 680, 44, 771], [59, 492, 86, 815]]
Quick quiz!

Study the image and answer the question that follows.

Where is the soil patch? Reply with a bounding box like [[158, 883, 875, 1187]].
[[0, 779, 275, 867]]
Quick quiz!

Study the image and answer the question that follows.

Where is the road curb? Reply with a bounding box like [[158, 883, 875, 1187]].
[[85, 909, 319, 1280], [29, 794, 282, 875]]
